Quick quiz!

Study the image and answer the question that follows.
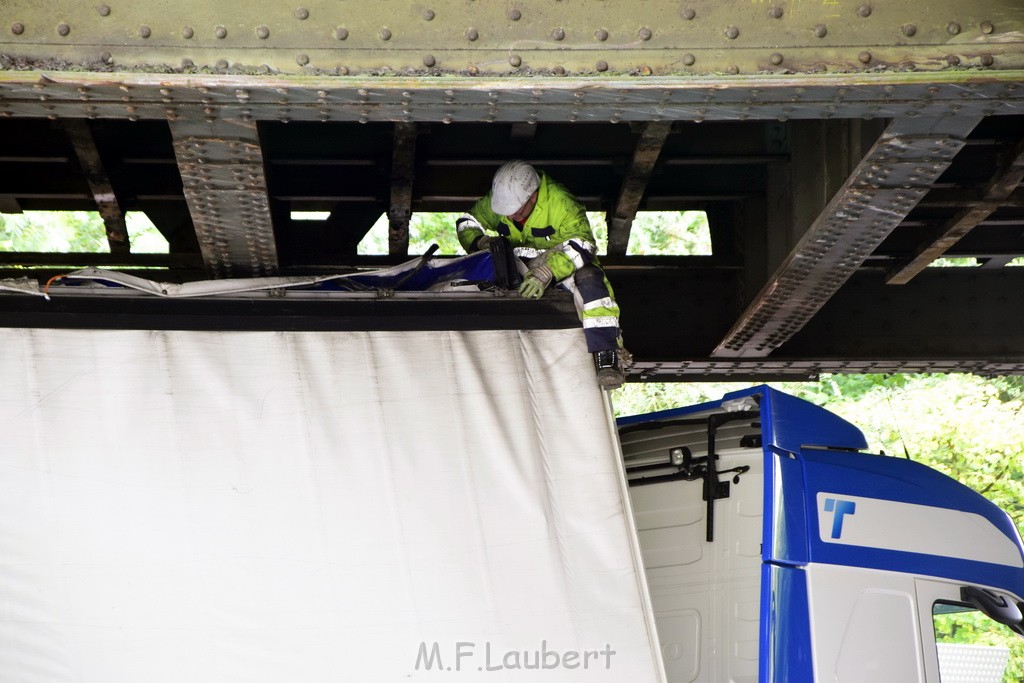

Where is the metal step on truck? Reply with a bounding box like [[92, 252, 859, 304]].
[[1, 252, 1022, 681]]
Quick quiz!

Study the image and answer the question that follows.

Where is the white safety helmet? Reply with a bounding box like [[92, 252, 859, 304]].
[[490, 160, 540, 216]]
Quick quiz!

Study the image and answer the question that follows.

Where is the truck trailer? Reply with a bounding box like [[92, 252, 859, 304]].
[[1, 259, 1022, 681]]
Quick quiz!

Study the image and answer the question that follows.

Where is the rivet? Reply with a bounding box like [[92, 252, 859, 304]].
[[947, 54, 960, 66], [552, 28, 565, 40], [466, 28, 478, 41], [902, 24, 916, 37], [296, 54, 309, 66], [947, 22, 960, 35], [770, 52, 783, 65], [639, 27, 652, 41], [215, 59, 229, 69], [336, 27, 349, 40], [257, 26, 270, 39], [139, 25, 151, 38], [980, 54, 994, 66], [339, 66, 349, 75], [814, 24, 827, 38], [725, 26, 739, 39], [769, 6, 783, 18], [295, 7, 310, 20], [859, 51, 872, 63], [57, 23, 71, 36], [595, 29, 608, 41], [509, 9, 521, 20], [11, 23, 24, 35], [380, 28, 392, 40], [423, 54, 436, 67], [553, 66, 566, 76], [596, 60, 609, 72], [857, 5, 871, 17], [682, 53, 695, 66], [510, 54, 522, 67], [182, 26, 194, 39], [423, 9, 435, 20], [639, 66, 652, 75], [181, 58, 194, 67], [727, 65, 739, 75], [215, 25, 227, 39], [980, 21, 994, 34], [682, 8, 696, 20], [98, 5, 111, 16]]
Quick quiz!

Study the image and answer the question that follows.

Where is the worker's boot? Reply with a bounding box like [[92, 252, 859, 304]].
[[594, 349, 626, 390]]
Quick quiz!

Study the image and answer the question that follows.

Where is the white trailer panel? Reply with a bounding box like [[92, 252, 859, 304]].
[[0, 327, 663, 682]]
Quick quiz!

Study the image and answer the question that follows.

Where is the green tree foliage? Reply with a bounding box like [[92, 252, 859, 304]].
[[0, 211, 168, 254], [627, 211, 712, 255], [1, 211, 109, 252]]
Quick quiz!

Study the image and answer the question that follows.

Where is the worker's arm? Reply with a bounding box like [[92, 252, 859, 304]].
[[538, 190, 598, 282], [456, 194, 502, 253]]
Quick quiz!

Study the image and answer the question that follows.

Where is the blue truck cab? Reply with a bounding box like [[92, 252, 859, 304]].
[[618, 386, 1024, 682]]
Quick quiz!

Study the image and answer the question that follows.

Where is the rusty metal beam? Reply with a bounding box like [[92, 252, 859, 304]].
[[713, 115, 980, 359], [607, 121, 671, 255], [886, 136, 1024, 284], [388, 122, 418, 257], [62, 119, 130, 253], [168, 118, 278, 277]]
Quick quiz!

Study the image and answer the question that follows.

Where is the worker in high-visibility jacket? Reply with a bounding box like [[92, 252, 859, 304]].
[[456, 160, 630, 389]]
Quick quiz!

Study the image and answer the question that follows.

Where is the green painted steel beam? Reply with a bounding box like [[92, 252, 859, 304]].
[[1, 0, 1021, 76], [0, 71, 1021, 124]]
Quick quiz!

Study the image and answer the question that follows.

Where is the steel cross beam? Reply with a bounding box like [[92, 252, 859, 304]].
[[713, 114, 980, 358], [61, 119, 130, 253], [607, 121, 672, 255], [168, 118, 279, 277], [388, 122, 418, 257], [886, 135, 1024, 285]]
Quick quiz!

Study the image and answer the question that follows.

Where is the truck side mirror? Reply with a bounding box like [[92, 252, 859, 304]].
[[961, 586, 1024, 636]]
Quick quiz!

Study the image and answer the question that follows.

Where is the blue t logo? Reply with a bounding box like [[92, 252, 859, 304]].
[[824, 498, 857, 539]]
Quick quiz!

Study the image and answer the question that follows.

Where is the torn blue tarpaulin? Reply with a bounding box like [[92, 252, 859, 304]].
[[22, 250, 509, 299]]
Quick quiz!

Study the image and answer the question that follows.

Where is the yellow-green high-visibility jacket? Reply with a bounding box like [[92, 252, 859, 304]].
[[457, 171, 599, 282]]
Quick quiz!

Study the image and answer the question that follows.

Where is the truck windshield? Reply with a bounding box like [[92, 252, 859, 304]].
[[933, 602, 1022, 683]]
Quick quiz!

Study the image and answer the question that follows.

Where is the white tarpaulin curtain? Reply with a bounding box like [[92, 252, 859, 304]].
[[0, 327, 664, 682]]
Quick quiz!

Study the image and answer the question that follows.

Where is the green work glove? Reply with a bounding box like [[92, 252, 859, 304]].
[[474, 235, 494, 252], [518, 263, 553, 299]]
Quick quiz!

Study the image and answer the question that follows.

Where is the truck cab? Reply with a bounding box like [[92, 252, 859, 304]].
[[618, 386, 1024, 682]]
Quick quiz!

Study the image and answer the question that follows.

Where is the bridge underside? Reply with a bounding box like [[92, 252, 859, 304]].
[[1, 1, 1022, 379]]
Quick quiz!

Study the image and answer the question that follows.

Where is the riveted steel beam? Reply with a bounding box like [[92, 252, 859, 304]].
[[168, 118, 278, 277], [713, 114, 981, 358], [608, 121, 671, 255], [388, 122, 417, 256], [628, 358, 1024, 382], [0, 72, 1021, 126], [886, 135, 1024, 284], [61, 119, 130, 252], [0, 0, 1021, 76]]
